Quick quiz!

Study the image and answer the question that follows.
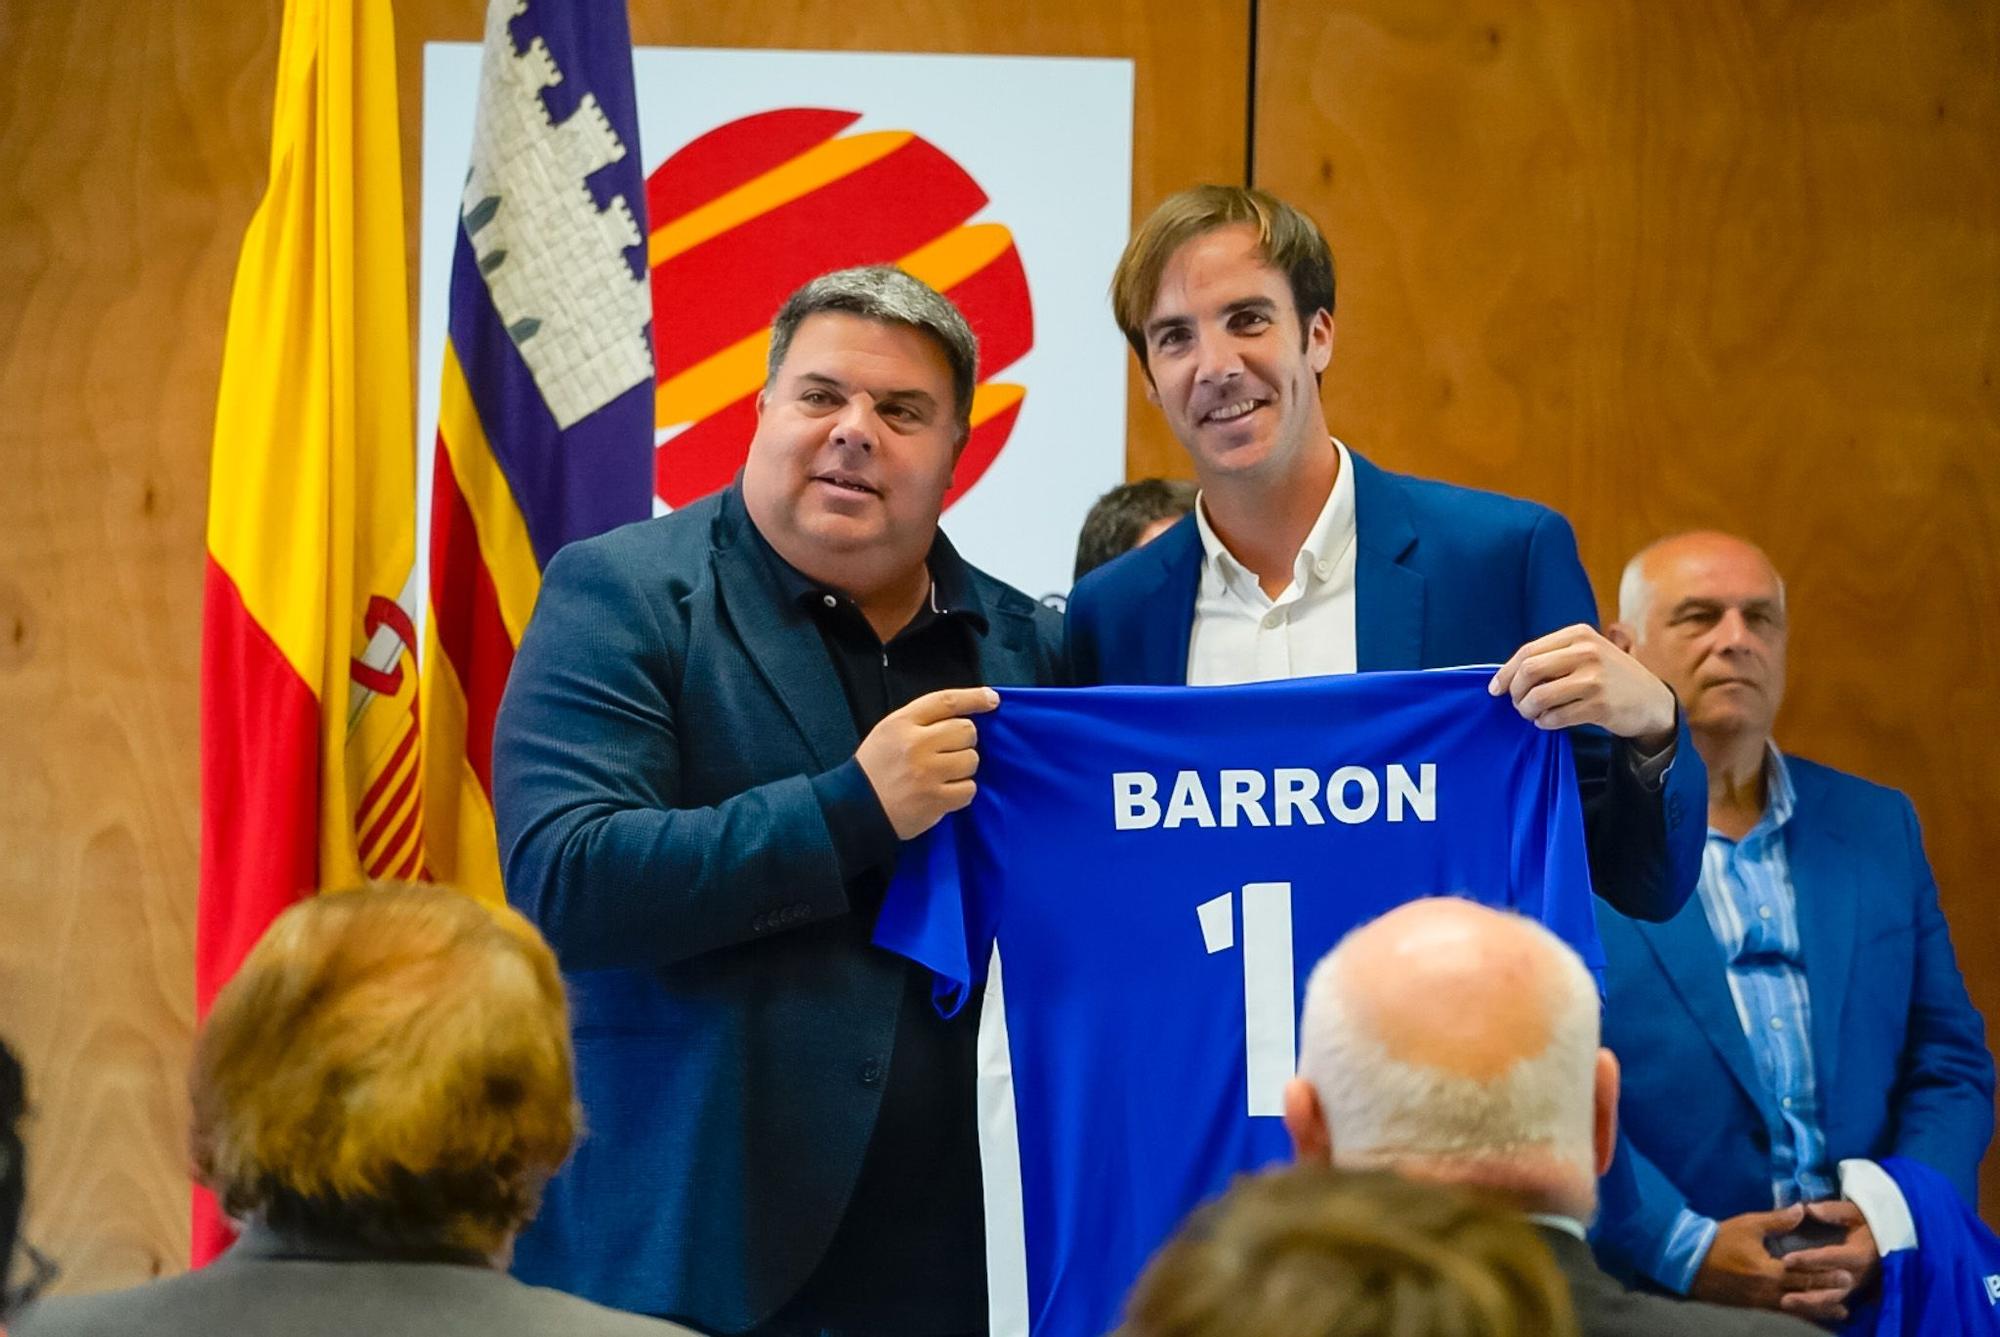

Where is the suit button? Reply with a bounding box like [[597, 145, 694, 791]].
[[859, 1059, 883, 1087]]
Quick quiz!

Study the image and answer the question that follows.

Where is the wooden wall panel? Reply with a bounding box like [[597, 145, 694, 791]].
[[0, 0, 283, 1290], [1, 0, 1244, 1296], [1255, 0, 2000, 1214]]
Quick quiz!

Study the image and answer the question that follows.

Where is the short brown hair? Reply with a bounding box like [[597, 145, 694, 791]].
[[1116, 1165, 1577, 1337], [1111, 186, 1336, 369], [191, 885, 577, 1257]]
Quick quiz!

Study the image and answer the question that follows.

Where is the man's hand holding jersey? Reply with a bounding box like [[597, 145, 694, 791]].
[[1489, 624, 1678, 754], [857, 687, 1000, 839]]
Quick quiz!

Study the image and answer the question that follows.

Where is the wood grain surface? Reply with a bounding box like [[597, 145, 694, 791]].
[[5, 0, 1994, 1300], [0, 0, 283, 1290], [0, 0, 1244, 1295], [1254, 0, 2000, 1213]]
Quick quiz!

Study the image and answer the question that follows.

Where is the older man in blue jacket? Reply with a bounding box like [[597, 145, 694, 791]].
[[1595, 531, 1993, 1327], [493, 267, 1062, 1336]]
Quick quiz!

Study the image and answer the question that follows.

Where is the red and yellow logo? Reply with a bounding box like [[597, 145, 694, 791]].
[[648, 108, 1033, 511]]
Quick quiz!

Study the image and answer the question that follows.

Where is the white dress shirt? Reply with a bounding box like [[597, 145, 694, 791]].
[[1187, 439, 1358, 686]]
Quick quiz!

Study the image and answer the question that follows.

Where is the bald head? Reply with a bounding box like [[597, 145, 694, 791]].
[[1283, 899, 1615, 1220], [1617, 531, 1784, 632], [1337, 898, 1571, 1083], [1612, 531, 1788, 748]]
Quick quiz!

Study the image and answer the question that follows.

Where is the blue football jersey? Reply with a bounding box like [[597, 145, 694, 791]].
[[1842, 1157, 2000, 1337], [875, 669, 1600, 1337]]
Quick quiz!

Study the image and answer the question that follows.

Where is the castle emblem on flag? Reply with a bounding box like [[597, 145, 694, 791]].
[[461, 0, 652, 429]]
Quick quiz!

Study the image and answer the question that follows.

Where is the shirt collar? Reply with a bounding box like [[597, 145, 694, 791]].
[[1524, 1212, 1588, 1241], [1762, 743, 1796, 829], [745, 514, 988, 633], [1193, 438, 1357, 594], [1717, 742, 1795, 844]]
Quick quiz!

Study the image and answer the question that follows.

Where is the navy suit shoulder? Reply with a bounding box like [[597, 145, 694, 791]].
[[546, 487, 730, 592], [1064, 511, 1199, 687], [1782, 753, 1909, 822], [968, 555, 1067, 666]]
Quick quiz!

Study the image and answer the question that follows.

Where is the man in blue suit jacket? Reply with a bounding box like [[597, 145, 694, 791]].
[[493, 268, 1062, 1335], [1067, 186, 1704, 921], [1595, 531, 1993, 1326]]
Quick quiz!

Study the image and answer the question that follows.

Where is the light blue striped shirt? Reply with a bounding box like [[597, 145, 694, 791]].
[[1651, 747, 1837, 1292]]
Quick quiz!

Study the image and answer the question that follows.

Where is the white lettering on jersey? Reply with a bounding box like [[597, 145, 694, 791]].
[[1113, 772, 1160, 829], [1113, 764, 1437, 830]]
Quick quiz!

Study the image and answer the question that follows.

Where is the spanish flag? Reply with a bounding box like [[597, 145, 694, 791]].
[[420, 0, 657, 904], [196, 0, 420, 1259]]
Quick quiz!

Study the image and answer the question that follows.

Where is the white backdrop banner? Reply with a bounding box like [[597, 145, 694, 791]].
[[422, 43, 1134, 600]]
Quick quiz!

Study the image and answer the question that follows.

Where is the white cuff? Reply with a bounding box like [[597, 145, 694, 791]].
[[1839, 1158, 1917, 1253]]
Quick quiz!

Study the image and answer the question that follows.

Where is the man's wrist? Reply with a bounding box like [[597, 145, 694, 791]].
[[1622, 701, 1681, 788], [812, 757, 900, 881], [1655, 1207, 1719, 1295], [1837, 1158, 1916, 1253]]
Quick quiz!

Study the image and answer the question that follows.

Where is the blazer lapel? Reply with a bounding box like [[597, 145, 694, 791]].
[[1349, 451, 1426, 671], [708, 489, 858, 771], [1128, 516, 1203, 686], [1636, 906, 1781, 1130], [1784, 763, 1857, 1098]]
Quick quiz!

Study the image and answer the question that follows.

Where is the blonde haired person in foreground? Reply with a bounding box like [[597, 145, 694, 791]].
[[1280, 897, 1816, 1337], [16, 885, 694, 1337], [1118, 1163, 1577, 1337]]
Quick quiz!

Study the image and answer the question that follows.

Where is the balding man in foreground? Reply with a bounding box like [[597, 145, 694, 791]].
[[1282, 898, 1817, 1336], [1593, 532, 1991, 1324]]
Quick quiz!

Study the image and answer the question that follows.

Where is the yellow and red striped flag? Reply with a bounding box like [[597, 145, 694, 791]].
[[196, 0, 422, 1260], [420, 0, 657, 902]]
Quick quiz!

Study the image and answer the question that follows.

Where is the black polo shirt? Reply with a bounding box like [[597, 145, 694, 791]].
[[749, 521, 988, 1337]]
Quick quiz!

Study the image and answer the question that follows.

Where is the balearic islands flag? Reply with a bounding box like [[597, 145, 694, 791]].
[[419, 0, 656, 901], [196, 0, 423, 1261]]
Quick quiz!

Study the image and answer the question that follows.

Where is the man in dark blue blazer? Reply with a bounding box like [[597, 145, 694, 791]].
[[1595, 531, 1993, 1327], [1067, 186, 1703, 922], [492, 268, 1062, 1335]]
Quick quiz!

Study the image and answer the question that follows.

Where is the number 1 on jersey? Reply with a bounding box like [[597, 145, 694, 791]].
[[1197, 882, 1296, 1117]]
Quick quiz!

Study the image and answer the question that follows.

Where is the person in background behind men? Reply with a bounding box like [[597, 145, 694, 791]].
[[1593, 532, 1992, 1325], [1, 1038, 55, 1335], [1065, 185, 1703, 924], [1282, 897, 1818, 1336], [494, 266, 1062, 1335], [1073, 478, 1197, 582], [14, 885, 694, 1337], [1116, 1164, 1579, 1337]]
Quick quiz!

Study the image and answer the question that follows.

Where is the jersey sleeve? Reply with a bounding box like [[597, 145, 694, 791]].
[[1511, 730, 1605, 979], [874, 811, 994, 1018]]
